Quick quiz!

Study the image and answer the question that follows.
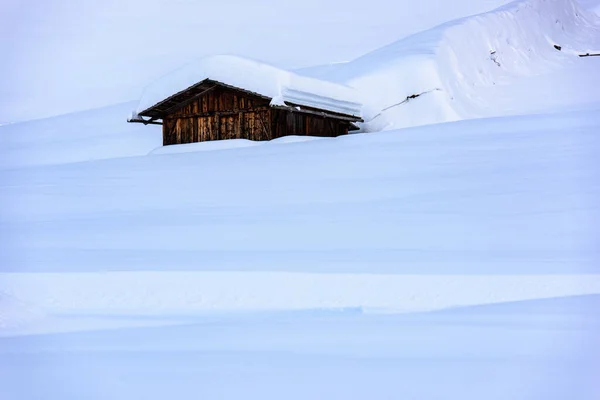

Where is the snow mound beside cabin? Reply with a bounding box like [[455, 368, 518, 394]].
[[319, 0, 600, 131], [136, 55, 362, 118], [150, 136, 329, 156], [150, 139, 261, 155]]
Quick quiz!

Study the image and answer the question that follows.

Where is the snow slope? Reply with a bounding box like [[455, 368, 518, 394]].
[[1, 0, 599, 322], [0, 102, 161, 170], [579, 0, 600, 14], [1, 296, 599, 400], [3, 103, 599, 336], [3, 273, 600, 320], [309, 0, 600, 130], [2, 1, 600, 398], [1, 0, 514, 123], [2, 0, 598, 172], [2, 108, 599, 277]]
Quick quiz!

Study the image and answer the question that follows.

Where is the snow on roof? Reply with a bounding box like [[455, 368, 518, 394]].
[[136, 55, 362, 118]]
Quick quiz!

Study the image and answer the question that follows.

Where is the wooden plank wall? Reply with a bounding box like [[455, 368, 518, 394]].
[[162, 87, 351, 145], [279, 112, 349, 137]]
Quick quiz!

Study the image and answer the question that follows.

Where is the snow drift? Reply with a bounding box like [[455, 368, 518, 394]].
[[0, 102, 162, 170], [316, 0, 600, 131], [3, 108, 599, 275], [136, 55, 362, 118], [134, 0, 600, 133]]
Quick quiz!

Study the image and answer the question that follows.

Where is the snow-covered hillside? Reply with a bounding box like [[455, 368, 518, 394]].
[[2, 1, 600, 399], [2, 107, 599, 291], [2, 0, 599, 170], [2, 0, 517, 123], [2, 296, 600, 400], [0, 102, 161, 169], [3, 0, 598, 161], [306, 0, 600, 130], [1, 0, 599, 315]]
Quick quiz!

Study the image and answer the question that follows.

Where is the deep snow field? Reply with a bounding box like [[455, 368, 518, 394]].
[[2, 0, 600, 399]]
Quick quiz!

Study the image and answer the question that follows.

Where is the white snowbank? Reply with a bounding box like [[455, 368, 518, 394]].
[[0, 102, 162, 170], [2, 108, 599, 276], [150, 139, 261, 155], [319, 0, 600, 131], [268, 135, 329, 144], [136, 55, 362, 117], [150, 136, 329, 155], [2, 295, 599, 399]]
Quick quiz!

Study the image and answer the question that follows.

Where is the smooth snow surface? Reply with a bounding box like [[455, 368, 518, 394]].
[[0, 102, 161, 169], [1, 296, 599, 399], [2, 105, 600, 346], [136, 55, 362, 117], [0, 293, 48, 331], [2, 273, 600, 321], [150, 139, 260, 155], [2, 108, 599, 275], [150, 136, 329, 155]]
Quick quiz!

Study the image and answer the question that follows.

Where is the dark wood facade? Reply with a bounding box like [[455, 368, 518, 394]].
[[132, 80, 362, 146]]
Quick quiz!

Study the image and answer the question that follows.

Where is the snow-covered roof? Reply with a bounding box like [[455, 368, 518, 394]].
[[136, 55, 362, 118]]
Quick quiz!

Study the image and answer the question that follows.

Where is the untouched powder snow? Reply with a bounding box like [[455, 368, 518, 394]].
[[150, 139, 260, 155], [136, 55, 362, 117], [579, 0, 600, 15], [1, 296, 599, 399], [313, 0, 600, 131], [2, 108, 599, 277], [3, 104, 599, 335], [0, 102, 162, 169], [3, 1, 600, 398], [150, 136, 330, 155]]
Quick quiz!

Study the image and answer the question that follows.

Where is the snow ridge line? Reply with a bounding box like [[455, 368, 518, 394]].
[[2, 273, 600, 316], [338, 0, 600, 131]]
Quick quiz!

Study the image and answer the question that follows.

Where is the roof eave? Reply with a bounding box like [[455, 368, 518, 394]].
[[138, 80, 363, 122]]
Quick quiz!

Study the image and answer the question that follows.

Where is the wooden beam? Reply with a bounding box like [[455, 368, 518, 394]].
[[127, 117, 163, 126], [271, 105, 363, 123], [168, 106, 362, 123], [257, 111, 269, 140], [238, 111, 243, 139], [161, 85, 218, 116], [215, 113, 220, 140], [284, 102, 363, 121], [164, 107, 271, 120]]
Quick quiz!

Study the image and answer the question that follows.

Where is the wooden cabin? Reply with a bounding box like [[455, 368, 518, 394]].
[[129, 78, 363, 146]]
